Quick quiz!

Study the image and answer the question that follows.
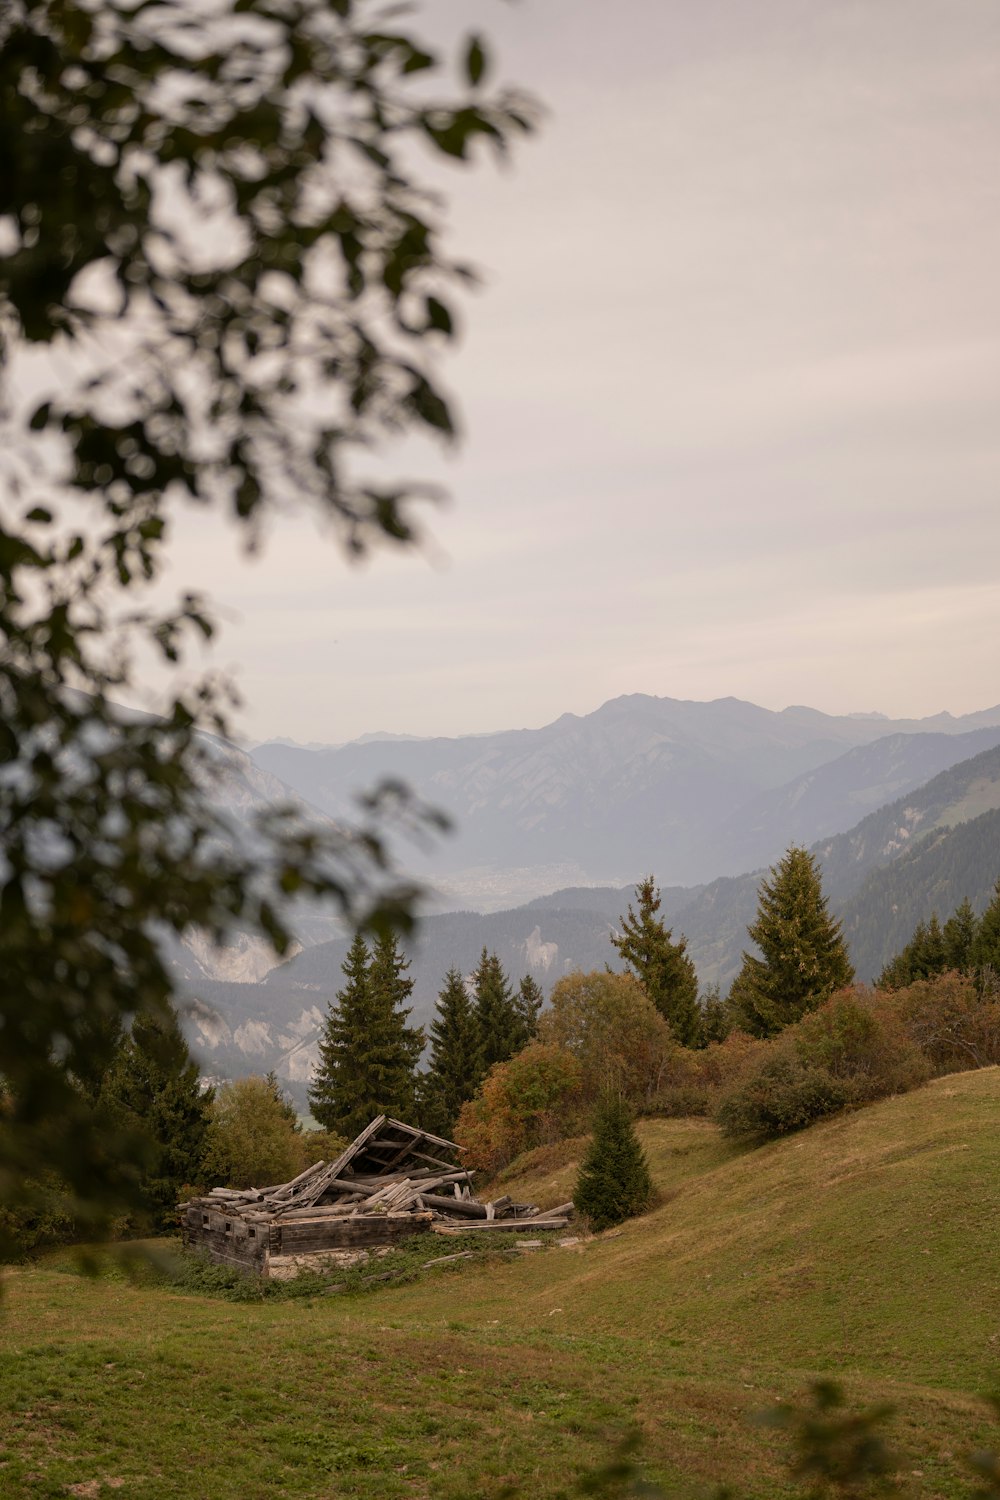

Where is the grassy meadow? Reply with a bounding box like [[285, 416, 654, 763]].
[[3, 1069, 1000, 1499]]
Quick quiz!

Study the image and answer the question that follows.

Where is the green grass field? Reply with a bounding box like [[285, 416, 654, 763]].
[[3, 1069, 1000, 1499]]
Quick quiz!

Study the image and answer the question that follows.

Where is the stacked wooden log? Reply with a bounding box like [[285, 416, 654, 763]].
[[180, 1115, 573, 1271]]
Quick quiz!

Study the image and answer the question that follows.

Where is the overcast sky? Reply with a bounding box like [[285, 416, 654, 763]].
[[164, 0, 1000, 746]]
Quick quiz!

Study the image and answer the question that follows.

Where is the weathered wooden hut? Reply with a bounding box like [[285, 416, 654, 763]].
[[181, 1114, 572, 1278]]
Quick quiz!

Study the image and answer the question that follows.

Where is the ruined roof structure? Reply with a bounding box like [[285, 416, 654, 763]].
[[180, 1114, 573, 1277]]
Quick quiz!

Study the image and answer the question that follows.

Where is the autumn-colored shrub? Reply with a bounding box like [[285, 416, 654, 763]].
[[202, 1076, 304, 1189], [536, 970, 677, 1107], [716, 988, 930, 1141], [793, 989, 929, 1101], [879, 971, 1000, 1074], [454, 1043, 584, 1175], [716, 1052, 854, 1141]]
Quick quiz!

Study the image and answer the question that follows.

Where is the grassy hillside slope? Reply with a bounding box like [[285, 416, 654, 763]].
[[3, 1072, 999, 1498]]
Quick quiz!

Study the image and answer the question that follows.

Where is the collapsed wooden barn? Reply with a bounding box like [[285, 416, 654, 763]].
[[180, 1114, 573, 1278]]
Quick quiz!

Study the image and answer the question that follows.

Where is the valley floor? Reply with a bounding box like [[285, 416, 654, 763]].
[[3, 1069, 999, 1499]]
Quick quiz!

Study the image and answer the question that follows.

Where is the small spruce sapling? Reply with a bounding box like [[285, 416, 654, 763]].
[[573, 1093, 653, 1232]]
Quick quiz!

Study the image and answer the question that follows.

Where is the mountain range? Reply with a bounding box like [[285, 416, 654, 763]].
[[177, 696, 1000, 1103], [250, 695, 1000, 901]]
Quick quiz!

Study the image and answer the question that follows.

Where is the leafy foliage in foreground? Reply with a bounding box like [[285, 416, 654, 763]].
[[0, 0, 534, 1238]]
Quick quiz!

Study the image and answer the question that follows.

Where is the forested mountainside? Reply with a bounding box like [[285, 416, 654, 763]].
[[839, 807, 1000, 980], [667, 742, 1000, 987], [249, 695, 1000, 896], [695, 726, 1000, 879]]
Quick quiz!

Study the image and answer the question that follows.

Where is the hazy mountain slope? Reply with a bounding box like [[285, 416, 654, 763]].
[[673, 742, 1000, 988], [698, 726, 1000, 879], [251, 695, 1000, 893], [840, 807, 1000, 980], [181, 905, 622, 1100], [814, 742, 1000, 899]]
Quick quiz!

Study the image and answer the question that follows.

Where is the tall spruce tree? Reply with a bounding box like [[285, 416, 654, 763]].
[[943, 897, 979, 973], [728, 847, 854, 1038], [573, 1093, 653, 1232], [418, 968, 484, 1138], [515, 975, 545, 1040], [103, 1007, 211, 1227], [309, 931, 423, 1138], [877, 914, 948, 990], [611, 876, 701, 1046], [970, 879, 1000, 978], [474, 949, 526, 1070]]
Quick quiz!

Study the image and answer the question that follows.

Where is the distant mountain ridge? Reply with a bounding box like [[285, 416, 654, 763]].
[[250, 695, 1000, 900]]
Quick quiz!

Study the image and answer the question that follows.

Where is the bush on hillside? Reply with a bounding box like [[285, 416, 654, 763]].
[[536, 970, 677, 1108], [792, 990, 929, 1102], [881, 971, 1000, 1074], [573, 1093, 653, 1232], [454, 1043, 584, 1175], [647, 1028, 771, 1117], [202, 1076, 304, 1190], [716, 1053, 854, 1141]]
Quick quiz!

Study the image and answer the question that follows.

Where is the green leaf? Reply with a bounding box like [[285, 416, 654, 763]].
[[25, 506, 53, 524], [426, 297, 453, 336], [465, 35, 488, 87]]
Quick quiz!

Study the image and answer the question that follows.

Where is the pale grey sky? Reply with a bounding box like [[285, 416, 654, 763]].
[[164, 0, 1000, 744]]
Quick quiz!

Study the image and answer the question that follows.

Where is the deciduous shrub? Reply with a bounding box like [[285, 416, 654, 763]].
[[792, 990, 929, 1101], [536, 971, 676, 1107], [715, 1052, 853, 1141], [454, 1043, 584, 1175], [203, 1077, 304, 1190], [881, 971, 1000, 1073]]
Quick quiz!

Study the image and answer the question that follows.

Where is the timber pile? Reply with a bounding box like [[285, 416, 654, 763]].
[[180, 1115, 572, 1272]]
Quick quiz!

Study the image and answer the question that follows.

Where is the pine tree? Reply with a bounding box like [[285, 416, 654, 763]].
[[264, 1070, 300, 1131], [943, 897, 979, 973], [514, 975, 545, 1040], [970, 879, 1000, 978], [308, 931, 423, 1138], [103, 1007, 211, 1227], [474, 949, 526, 1070], [877, 914, 948, 990], [573, 1093, 653, 1232], [697, 984, 734, 1046], [418, 969, 484, 1138], [611, 876, 701, 1045], [728, 847, 854, 1038], [309, 931, 371, 1133]]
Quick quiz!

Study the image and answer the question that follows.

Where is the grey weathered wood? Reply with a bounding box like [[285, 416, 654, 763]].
[[420, 1193, 487, 1219], [431, 1218, 569, 1235], [532, 1202, 575, 1220]]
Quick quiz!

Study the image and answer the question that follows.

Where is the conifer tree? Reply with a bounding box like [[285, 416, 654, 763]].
[[103, 1007, 211, 1227], [573, 1093, 653, 1232], [728, 847, 854, 1038], [943, 897, 979, 973], [418, 969, 484, 1138], [474, 949, 526, 1070], [515, 975, 545, 1040], [611, 876, 701, 1045], [877, 915, 948, 990], [309, 931, 423, 1137], [970, 879, 1000, 977], [698, 985, 734, 1046]]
